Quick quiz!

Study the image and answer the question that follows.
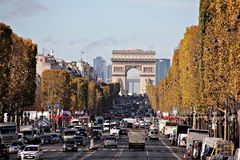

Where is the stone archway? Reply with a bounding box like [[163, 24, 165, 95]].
[[111, 49, 156, 95]]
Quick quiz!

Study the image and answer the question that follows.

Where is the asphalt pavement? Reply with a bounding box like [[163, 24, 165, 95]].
[[10, 135, 185, 160]]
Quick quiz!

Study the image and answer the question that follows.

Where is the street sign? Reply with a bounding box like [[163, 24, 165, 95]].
[[47, 104, 51, 110]]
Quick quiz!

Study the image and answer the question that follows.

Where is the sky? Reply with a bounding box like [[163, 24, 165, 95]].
[[0, 0, 199, 66]]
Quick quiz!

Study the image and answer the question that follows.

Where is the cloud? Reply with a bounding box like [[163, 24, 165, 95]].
[[0, 0, 47, 19], [114, 0, 196, 9], [83, 38, 118, 52], [83, 35, 136, 52], [67, 38, 90, 46], [41, 37, 62, 45]]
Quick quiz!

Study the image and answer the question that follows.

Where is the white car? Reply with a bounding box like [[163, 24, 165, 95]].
[[21, 145, 42, 160], [110, 127, 120, 136], [104, 136, 117, 148]]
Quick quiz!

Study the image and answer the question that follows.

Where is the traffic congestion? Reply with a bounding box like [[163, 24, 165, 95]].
[[0, 95, 238, 159]]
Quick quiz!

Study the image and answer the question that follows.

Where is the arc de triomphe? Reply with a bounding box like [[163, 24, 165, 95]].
[[111, 49, 156, 95]]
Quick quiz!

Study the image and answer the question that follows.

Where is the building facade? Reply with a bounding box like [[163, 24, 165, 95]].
[[155, 58, 170, 84], [36, 53, 61, 76]]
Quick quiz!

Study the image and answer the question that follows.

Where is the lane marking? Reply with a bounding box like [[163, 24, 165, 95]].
[[80, 150, 97, 160], [146, 148, 149, 158], [114, 148, 124, 160], [159, 138, 182, 160]]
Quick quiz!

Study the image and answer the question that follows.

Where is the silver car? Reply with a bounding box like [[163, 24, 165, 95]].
[[104, 136, 117, 148]]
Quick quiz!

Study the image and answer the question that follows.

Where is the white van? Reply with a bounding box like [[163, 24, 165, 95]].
[[186, 129, 209, 150], [177, 133, 187, 147]]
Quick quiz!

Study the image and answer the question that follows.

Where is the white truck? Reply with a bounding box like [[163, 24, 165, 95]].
[[186, 129, 209, 150], [158, 119, 168, 134], [200, 137, 224, 159], [128, 129, 146, 151], [164, 121, 178, 137]]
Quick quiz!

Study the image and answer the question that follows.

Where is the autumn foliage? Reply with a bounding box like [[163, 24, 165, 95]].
[[147, 1, 240, 114], [0, 23, 37, 122]]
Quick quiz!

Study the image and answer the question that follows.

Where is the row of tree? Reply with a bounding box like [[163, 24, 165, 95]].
[[0, 23, 37, 123], [33, 70, 120, 115], [147, 0, 240, 114], [0, 22, 120, 124]]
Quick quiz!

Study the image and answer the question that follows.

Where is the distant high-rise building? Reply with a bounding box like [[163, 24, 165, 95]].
[[107, 64, 112, 83], [155, 58, 170, 84], [93, 56, 107, 82]]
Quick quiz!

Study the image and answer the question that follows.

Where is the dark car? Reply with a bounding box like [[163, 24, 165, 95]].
[[73, 136, 86, 146], [50, 134, 61, 143], [92, 130, 101, 140], [0, 144, 9, 160], [8, 141, 25, 154], [40, 135, 52, 144], [119, 128, 128, 136], [76, 128, 88, 137], [127, 123, 133, 128], [63, 139, 78, 152]]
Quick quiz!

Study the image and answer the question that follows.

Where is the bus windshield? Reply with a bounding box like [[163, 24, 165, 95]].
[[0, 126, 16, 134], [166, 122, 178, 126]]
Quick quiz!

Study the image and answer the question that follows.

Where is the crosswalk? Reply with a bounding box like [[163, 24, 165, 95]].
[[42, 147, 185, 154]]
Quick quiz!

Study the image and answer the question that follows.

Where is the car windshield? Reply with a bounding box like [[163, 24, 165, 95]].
[[64, 130, 76, 135], [51, 134, 58, 138], [20, 145, 26, 150], [44, 135, 51, 138], [12, 142, 23, 146], [24, 146, 38, 151], [78, 128, 86, 132], [66, 141, 75, 144], [106, 137, 116, 140], [74, 137, 83, 140]]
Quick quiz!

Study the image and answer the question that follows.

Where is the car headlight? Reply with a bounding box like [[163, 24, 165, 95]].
[[74, 144, 77, 147]]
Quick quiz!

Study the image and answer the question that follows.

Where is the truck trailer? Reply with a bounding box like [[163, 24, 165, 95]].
[[128, 128, 146, 151]]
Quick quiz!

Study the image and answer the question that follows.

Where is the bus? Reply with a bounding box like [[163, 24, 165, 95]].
[[0, 122, 18, 144]]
